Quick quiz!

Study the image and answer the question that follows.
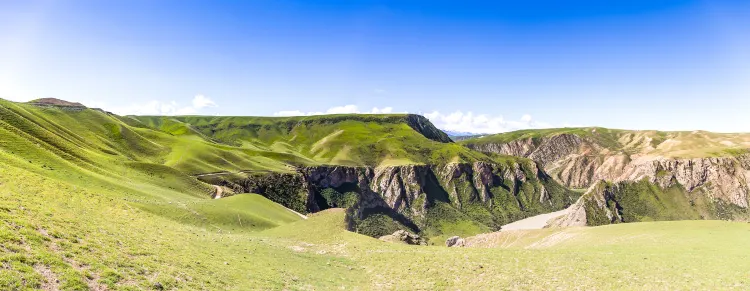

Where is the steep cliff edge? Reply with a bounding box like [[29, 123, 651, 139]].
[[403, 114, 452, 143], [549, 179, 749, 227], [204, 160, 579, 239], [463, 129, 750, 210]]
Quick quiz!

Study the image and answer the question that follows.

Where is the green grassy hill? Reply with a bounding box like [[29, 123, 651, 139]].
[[131, 114, 483, 168], [0, 97, 493, 181], [3, 166, 749, 290], [2, 98, 746, 290], [0, 98, 574, 232]]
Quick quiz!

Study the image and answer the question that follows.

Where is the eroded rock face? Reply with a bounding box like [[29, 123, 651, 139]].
[[297, 161, 554, 219], [620, 157, 750, 208], [233, 160, 577, 236], [467, 134, 590, 166], [298, 165, 434, 217], [468, 134, 750, 208], [548, 181, 621, 228]]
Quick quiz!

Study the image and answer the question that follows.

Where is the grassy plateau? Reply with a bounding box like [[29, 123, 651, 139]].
[[461, 127, 750, 158]]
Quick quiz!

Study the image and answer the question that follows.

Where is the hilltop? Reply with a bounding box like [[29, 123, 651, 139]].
[[130, 113, 472, 168], [27, 98, 86, 108]]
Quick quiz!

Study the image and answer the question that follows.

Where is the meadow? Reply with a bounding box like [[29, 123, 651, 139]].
[[3, 163, 749, 290], [2, 99, 749, 290]]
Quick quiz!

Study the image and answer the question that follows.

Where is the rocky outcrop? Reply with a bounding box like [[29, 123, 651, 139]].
[[232, 160, 577, 236], [445, 236, 465, 247], [548, 181, 621, 227], [27, 98, 87, 111], [378, 230, 427, 245], [551, 176, 750, 227], [617, 156, 750, 208], [299, 162, 536, 215], [467, 134, 750, 209], [404, 114, 453, 143], [467, 134, 594, 166]]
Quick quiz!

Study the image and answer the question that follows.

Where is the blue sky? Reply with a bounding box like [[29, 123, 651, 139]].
[[1, 0, 749, 133]]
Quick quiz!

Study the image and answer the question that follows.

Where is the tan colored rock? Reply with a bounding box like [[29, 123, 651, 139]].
[[378, 230, 426, 246]]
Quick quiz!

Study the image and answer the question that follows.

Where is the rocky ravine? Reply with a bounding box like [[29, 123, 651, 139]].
[[467, 134, 750, 209], [216, 160, 578, 235]]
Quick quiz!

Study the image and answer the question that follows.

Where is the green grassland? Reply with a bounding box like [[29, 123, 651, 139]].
[[0, 99, 564, 236], [3, 164, 749, 290], [2, 99, 749, 290], [461, 127, 750, 158], [132, 114, 487, 168]]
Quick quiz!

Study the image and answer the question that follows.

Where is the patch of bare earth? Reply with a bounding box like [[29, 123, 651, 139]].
[[33, 264, 60, 291]]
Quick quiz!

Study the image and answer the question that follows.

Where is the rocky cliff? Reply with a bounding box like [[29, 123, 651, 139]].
[[214, 160, 578, 237], [403, 114, 453, 143], [550, 178, 750, 227], [465, 133, 750, 209]]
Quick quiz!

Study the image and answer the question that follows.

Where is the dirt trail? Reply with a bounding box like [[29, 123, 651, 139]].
[[287, 208, 308, 220], [213, 185, 223, 199]]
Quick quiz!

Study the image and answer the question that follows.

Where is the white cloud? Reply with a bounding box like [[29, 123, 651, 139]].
[[192, 94, 216, 109], [324, 105, 359, 114], [272, 110, 307, 116], [109, 95, 218, 116], [273, 105, 399, 116], [424, 111, 551, 134], [371, 107, 393, 114]]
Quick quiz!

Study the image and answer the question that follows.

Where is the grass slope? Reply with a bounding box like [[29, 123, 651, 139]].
[[4, 168, 749, 290], [4, 99, 746, 289], [132, 114, 487, 167]]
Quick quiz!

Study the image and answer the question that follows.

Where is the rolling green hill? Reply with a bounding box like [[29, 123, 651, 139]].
[[131, 114, 481, 168], [2, 98, 746, 290], [0, 97, 491, 179], [0, 98, 578, 239], [4, 170, 748, 290]]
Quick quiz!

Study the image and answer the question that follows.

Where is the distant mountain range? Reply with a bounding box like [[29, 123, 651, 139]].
[[441, 130, 488, 141]]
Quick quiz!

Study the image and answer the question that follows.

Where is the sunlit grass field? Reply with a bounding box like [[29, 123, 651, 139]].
[[4, 163, 748, 290], [2, 99, 749, 290]]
